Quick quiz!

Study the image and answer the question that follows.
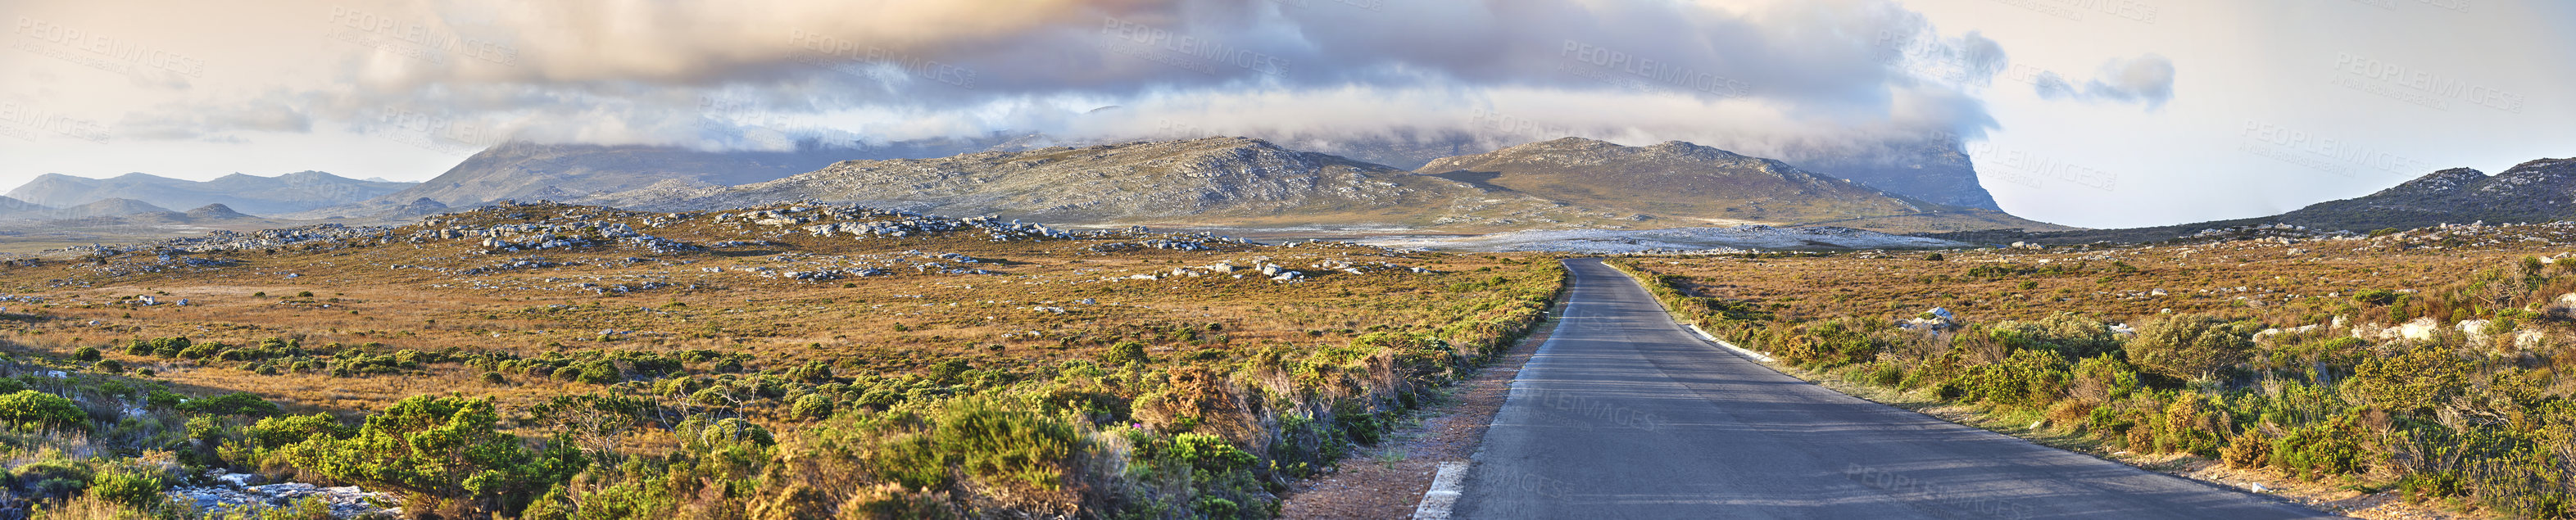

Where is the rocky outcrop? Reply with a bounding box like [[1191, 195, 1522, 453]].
[[171, 472, 402, 518]]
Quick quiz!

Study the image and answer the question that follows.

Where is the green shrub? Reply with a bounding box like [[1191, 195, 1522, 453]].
[[1951, 350, 2069, 409], [1168, 432, 1257, 473], [88, 468, 168, 508], [570, 361, 621, 385], [247, 413, 347, 449], [2270, 415, 2370, 481], [1865, 363, 1904, 387], [2398, 472, 2465, 501], [2352, 288, 2403, 305], [787, 360, 833, 382], [1776, 318, 1884, 369], [2220, 429, 2270, 468], [70, 347, 100, 362], [2350, 342, 2473, 414], [1100, 341, 1151, 365], [927, 359, 970, 384], [2067, 355, 2140, 405], [876, 400, 1077, 494], [179, 342, 222, 359], [790, 394, 833, 419], [288, 394, 584, 513], [2153, 394, 2223, 457], [179, 391, 280, 416], [2125, 314, 2261, 382], [1988, 314, 2122, 361], [0, 391, 86, 429], [698, 418, 774, 449], [11, 459, 92, 498], [147, 390, 184, 408]]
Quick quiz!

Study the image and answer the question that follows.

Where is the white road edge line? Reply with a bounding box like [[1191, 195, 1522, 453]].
[[1686, 324, 1775, 363], [1411, 461, 1472, 520]]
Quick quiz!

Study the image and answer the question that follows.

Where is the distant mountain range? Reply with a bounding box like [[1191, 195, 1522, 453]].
[[1413, 138, 2043, 232], [0, 195, 268, 224], [588, 137, 1588, 229], [309, 139, 1021, 218], [16, 132, 2576, 246], [1934, 157, 2576, 244], [2, 135, 2057, 234], [1246, 133, 2004, 211], [6, 171, 413, 215], [569, 136, 2060, 233]]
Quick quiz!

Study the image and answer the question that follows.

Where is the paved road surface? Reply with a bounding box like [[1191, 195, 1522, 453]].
[[1454, 258, 2330, 519]]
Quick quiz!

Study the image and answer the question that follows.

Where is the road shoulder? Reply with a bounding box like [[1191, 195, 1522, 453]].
[[1275, 281, 1570, 519]]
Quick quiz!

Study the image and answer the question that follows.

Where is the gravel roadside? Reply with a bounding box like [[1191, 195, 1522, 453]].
[[1275, 296, 1564, 519]]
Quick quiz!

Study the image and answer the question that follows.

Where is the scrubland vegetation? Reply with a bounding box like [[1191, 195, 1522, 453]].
[[30, 198, 2575, 519], [0, 202, 1562, 518], [1619, 223, 2576, 518]]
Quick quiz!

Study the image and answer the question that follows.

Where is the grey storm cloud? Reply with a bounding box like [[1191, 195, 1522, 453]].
[[2034, 54, 2175, 109], [70, 0, 2052, 159]]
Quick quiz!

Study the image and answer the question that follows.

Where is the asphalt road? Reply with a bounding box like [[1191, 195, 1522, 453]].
[[1453, 258, 2331, 519]]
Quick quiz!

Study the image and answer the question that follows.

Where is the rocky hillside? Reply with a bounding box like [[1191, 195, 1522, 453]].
[[7, 171, 413, 215], [1414, 138, 2062, 233], [57, 198, 174, 219], [184, 203, 254, 220], [317, 138, 1029, 219], [0, 196, 51, 219], [1260, 133, 2004, 210], [1785, 137, 2002, 210], [334, 143, 844, 214], [1934, 157, 2576, 245], [596, 137, 1587, 228], [2280, 160, 2576, 230]]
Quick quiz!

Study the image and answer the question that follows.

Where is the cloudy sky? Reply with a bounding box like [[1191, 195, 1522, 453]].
[[1, 0, 2569, 228]]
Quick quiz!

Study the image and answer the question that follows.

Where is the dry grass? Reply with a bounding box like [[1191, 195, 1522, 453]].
[[0, 202, 1553, 418]]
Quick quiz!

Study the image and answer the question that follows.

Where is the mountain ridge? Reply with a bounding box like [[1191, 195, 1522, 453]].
[[1930, 156, 2576, 244], [1414, 137, 2065, 233], [7, 171, 414, 215]]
